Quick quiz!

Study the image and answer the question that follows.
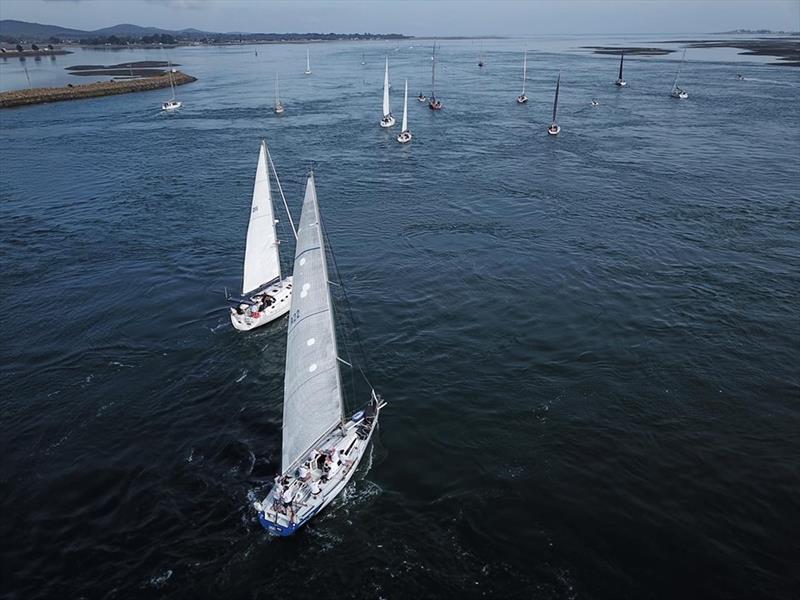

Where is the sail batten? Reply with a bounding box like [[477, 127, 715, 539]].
[[281, 174, 343, 474], [242, 142, 281, 295]]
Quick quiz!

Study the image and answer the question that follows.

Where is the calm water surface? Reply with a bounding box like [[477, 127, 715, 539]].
[[1, 38, 799, 599]]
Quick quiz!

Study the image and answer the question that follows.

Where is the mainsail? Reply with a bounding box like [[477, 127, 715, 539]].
[[242, 142, 281, 295], [281, 174, 343, 473], [521, 50, 527, 95], [552, 73, 560, 123], [618, 52, 624, 80], [401, 79, 408, 132], [430, 42, 437, 101], [383, 57, 391, 118]]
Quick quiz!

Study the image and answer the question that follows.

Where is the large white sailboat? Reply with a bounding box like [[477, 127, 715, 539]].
[[304, 48, 312, 75], [229, 141, 296, 331], [548, 73, 561, 135], [670, 49, 689, 99], [614, 52, 627, 87], [429, 42, 443, 110], [517, 50, 528, 104], [380, 57, 395, 128], [397, 79, 412, 143], [253, 173, 385, 536], [274, 73, 285, 114], [161, 62, 182, 111]]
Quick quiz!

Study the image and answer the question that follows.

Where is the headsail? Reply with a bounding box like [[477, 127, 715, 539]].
[[281, 174, 343, 473], [242, 141, 281, 295], [618, 52, 624, 80], [383, 57, 391, 118]]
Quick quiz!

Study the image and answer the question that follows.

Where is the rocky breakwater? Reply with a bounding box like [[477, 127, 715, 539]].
[[0, 71, 196, 108]]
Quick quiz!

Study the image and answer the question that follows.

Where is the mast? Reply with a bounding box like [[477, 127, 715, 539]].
[[431, 42, 437, 101], [522, 50, 527, 95], [552, 73, 560, 123], [401, 79, 408, 132], [168, 60, 176, 100], [618, 52, 624, 80], [382, 56, 391, 118]]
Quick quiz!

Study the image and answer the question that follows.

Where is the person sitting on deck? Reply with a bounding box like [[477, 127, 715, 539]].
[[310, 479, 321, 497], [281, 485, 295, 522], [297, 463, 310, 481], [338, 449, 353, 468]]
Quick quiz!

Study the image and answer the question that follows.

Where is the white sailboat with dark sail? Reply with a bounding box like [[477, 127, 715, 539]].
[[229, 140, 296, 331], [253, 172, 385, 536], [380, 57, 395, 128], [429, 42, 443, 110], [614, 52, 626, 87], [517, 50, 528, 104], [397, 79, 412, 143], [548, 72, 561, 135], [670, 49, 689, 99]]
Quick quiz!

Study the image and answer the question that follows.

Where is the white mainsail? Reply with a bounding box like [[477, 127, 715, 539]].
[[382, 57, 391, 118], [242, 142, 281, 294], [401, 79, 408, 132], [281, 174, 343, 473], [275, 73, 281, 107], [521, 50, 527, 95], [305, 48, 311, 74]]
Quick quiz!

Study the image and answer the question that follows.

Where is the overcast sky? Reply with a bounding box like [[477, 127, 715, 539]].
[[2, 0, 798, 36]]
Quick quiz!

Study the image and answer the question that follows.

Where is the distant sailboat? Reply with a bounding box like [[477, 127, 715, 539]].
[[380, 57, 395, 128], [397, 79, 412, 143], [548, 73, 561, 135], [478, 43, 484, 68], [361, 52, 366, 65], [670, 49, 689, 99], [274, 73, 285, 114], [516, 50, 528, 104], [229, 141, 296, 331], [253, 172, 386, 536], [304, 48, 312, 75], [428, 42, 443, 110], [161, 62, 182, 111], [615, 52, 626, 86]]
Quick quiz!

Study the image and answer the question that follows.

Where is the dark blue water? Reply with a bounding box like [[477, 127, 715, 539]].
[[1, 40, 799, 599]]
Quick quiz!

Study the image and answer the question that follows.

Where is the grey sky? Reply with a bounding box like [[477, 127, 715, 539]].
[[2, 0, 798, 36]]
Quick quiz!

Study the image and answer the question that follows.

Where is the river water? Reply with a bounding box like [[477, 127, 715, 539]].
[[1, 37, 798, 599]]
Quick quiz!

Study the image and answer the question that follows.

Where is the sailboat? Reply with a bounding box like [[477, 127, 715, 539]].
[[516, 50, 528, 104], [380, 57, 395, 128], [229, 141, 296, 331], [548, 72, 561, 135], [304, 48, 312, 75], [614, 52, 626, 86], [478, 44, 484, 68], [274, 73, 285, 114], [397, 79, 412, 144], [361, 52, 366, 66], [428, 42, 443, 110], [253, 172, 386, 536], [670, 49, 689, 99], [161, 62, 182, 111]]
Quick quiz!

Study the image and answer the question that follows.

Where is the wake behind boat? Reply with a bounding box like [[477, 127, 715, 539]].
[[229, 140, 297, 331], [253, 173, 385, 536]]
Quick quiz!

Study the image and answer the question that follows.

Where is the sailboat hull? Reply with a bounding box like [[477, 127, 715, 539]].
[[161, 100, 182, 111], [615, 79, 627, 87], [380, 116, 396, 128], [516, 95, 528, 104], [257, 397, 384, 536], [397, 131, 412, 144], [230, 276, 293, 331]]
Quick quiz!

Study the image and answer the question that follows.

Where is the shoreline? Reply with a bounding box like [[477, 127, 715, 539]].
[[0, 71, 196, 108]]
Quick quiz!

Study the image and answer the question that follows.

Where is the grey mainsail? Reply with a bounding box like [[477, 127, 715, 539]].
[[281, 173, 343, 473]]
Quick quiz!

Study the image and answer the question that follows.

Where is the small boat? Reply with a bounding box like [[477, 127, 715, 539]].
[[229, 141, 296, 331], [253, 172, 386, 536], [591, 99, 599, 107], [516, 50, 528, 104], [161, 63, 182, 111], [548, 73, 561, 136], [417, 93, 427, 102], [274, 73, 285, 114], [670, 50, 689, 99], [380, 57, 395, 128], [397, 79, 412, 144], [304, 48, 312, 75], [428, 42, 443, 110], [614, 52, 626, 87], [736, 73, 744, 80]]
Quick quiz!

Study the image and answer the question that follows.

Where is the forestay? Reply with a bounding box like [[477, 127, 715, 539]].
[[242, 142, 281, 295], [281, 174, 343, 473]]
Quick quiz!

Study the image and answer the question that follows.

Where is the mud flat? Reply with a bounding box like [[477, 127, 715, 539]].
[[660, 38, 800, 66], [0, 71, 196, 108], [584, 46, 675, 56]]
